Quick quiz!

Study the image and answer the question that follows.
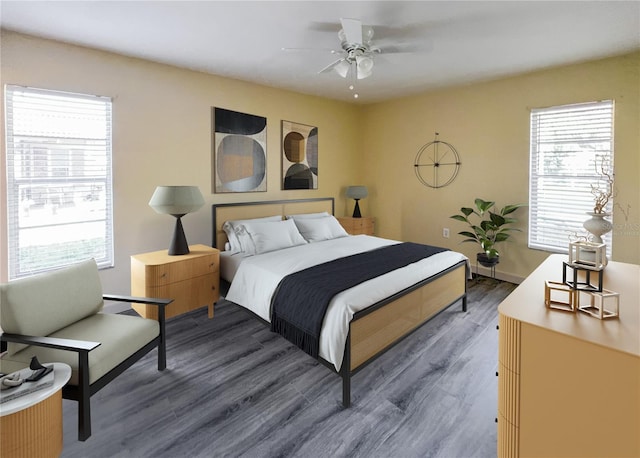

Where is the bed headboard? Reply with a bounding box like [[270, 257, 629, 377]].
[[212, 197, 335, 249]]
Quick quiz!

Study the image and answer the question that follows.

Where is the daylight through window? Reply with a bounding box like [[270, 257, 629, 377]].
[[5, 85, 113, 279], [529, 100, 614, 255]]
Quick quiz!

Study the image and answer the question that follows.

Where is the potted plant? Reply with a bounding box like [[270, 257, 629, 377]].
[[450, 198, 525, 267]]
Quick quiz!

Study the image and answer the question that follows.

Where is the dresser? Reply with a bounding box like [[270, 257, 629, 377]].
[[337, 216, 375, 235], [497, 254, 639, 457], [131, 244, 219, 319]]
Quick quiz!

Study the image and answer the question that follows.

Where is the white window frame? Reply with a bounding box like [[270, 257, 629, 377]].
[[529, 100, 614, 255], [4, 85, 114, 279]]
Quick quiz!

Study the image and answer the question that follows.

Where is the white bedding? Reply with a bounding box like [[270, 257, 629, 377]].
[[225, 235, 469, 371], [220, 250, 251, 283]]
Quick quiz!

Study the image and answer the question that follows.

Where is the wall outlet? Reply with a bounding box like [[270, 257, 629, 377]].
[[443, 227, 450, 238]]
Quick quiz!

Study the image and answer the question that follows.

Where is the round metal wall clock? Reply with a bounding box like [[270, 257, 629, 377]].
[[414, 133, 461, 188]]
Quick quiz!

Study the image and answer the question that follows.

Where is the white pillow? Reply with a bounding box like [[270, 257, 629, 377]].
[[285, 212, 330, 220], [222, 215, 282, 252], [293, 215, 349, 242], [239, 219, 307, 254]]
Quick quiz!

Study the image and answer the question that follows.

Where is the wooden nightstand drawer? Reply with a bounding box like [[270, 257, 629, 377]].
[[337, 217, 375, 235], [131, 244, 220, 319], [142, 274, 219, 319]]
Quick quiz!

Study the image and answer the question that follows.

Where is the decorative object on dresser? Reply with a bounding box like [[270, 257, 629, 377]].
[[149, 185, 205, 255], [497, 254, 638, 457], [583, 156, 614, 244], [542, 239, 618, 320], [131, 244, 220, 319], [337, 216, 374, 235], [281, 120, 318, 190], [345, 185, 368, 217], [0, 259, 171, 441]]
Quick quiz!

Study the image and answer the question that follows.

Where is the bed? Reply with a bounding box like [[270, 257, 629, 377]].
[[212, 197, 469, 407]]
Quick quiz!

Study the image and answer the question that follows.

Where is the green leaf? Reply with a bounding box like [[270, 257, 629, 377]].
[[458, 231, 478, 240], [501, 204, 525, 215], [480, 220, 496, 232], [475, 198, 495, 214], [461, 207, 474, 217], [490, 213, 506, 226], [486, 248, 499, 258], [450, 214, 468, 222]]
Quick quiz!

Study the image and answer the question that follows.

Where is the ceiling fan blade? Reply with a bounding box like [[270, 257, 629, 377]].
[[318, 57, 346, 74], [281, 47, 338, 54], [375, 42, 433, 54], [340, 18, 363, 44]]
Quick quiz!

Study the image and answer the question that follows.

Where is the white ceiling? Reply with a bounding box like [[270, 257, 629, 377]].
[[1, 1, 639, 104]]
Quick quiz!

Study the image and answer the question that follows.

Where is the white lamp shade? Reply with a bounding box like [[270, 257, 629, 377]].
[[334, 60, 351, 78], [346, 186, 368, 200], [149, 186, 204, 216], [356, 56, 373, 79]]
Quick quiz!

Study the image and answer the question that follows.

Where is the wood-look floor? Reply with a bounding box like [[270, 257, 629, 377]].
[[61, 277, 516, 458]]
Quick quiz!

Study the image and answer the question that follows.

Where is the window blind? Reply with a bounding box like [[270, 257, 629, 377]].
[[5, 85, 114, 279], [529, 100, 614, 255]]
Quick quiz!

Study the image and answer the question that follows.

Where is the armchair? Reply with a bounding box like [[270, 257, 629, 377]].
[[0, 259, 172, 441]]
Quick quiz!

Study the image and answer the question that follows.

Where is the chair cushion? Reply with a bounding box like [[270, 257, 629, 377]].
[[1, 313, 159, 385], [0, 259, 104, 355]]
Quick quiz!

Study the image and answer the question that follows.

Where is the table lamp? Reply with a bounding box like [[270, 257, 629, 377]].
[[149, 186, 204, 255], [345, 185, 368, 218]]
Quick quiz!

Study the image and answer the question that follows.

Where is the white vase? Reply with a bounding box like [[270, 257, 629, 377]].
[[583, 212, 613, 244]]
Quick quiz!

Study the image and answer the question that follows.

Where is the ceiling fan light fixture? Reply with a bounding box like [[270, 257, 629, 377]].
[[334, 60, 351, 78], [356, 56, 374, 79], [362, 26, 374, 43]]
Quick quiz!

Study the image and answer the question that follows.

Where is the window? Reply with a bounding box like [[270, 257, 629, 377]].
[[529, 100, 614, 255], [5, 85, 113, 279]]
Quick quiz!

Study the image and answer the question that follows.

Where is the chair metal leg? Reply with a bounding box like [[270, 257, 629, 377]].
[[78, 350, 91, 441], [158, 305, 166, 371]]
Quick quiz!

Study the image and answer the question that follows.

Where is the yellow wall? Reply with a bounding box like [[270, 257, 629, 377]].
[[0, 30, 362, 292], [1, 30, 638, 291], [361, 52, 640, 280]]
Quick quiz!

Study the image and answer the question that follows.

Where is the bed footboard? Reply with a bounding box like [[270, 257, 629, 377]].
[[341, 260, 468, 406]]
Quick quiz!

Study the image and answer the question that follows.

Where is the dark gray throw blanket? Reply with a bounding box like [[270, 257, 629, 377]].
[[270, 242, 448, 358]]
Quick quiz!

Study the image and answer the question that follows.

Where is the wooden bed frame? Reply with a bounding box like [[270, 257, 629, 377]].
[[211, 197, 468, 407]]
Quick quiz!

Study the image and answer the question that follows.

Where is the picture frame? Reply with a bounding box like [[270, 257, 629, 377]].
[[212, 107, 267, 193], [281, 120, 318, 190]]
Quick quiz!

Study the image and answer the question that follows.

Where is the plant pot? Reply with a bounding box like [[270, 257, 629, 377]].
[[477, 253, 499, 268]]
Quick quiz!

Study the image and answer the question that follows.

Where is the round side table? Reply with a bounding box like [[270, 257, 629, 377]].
[[1, 362, 72, 458]]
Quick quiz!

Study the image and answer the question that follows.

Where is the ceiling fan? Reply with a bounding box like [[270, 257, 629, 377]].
[[284, 17, 426, 99], [317, 18, 380, 97]]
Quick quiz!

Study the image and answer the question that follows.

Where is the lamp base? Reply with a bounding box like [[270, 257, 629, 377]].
[[168, 216, 190, 255], [352, 199, 362, 218]]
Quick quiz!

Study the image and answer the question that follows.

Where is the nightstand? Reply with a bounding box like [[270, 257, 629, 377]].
[[131, 244, 219, 319], [337, 216, 375, 235]]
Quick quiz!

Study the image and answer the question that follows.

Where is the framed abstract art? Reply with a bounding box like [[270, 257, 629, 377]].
[[212, 107, 267, 193], [281, 120, 318, 190]]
